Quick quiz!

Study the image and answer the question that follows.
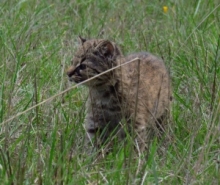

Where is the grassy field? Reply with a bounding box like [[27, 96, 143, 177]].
[[0, 0, 220, 184]]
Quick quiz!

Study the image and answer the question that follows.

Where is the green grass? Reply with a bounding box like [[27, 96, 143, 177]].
[[0, 0, 220, 184]]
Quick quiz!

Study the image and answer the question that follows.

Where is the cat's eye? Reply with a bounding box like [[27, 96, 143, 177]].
[[79, 64, 86, 70]]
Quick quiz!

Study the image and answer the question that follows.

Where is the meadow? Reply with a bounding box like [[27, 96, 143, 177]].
[[0, 0, 219, 184]]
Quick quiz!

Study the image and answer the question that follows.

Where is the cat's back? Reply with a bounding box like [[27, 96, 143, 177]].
[[121, 52, 169, 81], [120, 52, 171, 117], [120, 52, 169, 86], [123, 52, 166, 73]]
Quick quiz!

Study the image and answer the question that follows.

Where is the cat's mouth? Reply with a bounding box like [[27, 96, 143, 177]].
[[69, 75, 99, 86], [69, 76, 84, 83], [67, 66, 83, 83]]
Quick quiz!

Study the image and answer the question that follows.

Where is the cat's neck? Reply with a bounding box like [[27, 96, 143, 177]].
[[89, 80, 119, 98], [89, 79, 118, 93], [88, 55, 125, 96]]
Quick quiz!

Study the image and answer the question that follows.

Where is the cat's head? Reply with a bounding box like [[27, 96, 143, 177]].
[[67, 37, 121, 86]]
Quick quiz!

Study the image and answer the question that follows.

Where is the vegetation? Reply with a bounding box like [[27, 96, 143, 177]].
[[0, 0, 219, 184]]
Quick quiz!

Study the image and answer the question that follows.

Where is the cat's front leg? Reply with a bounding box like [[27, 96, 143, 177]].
[[84, 112, 100, 148], [84, 113, 114, 159]]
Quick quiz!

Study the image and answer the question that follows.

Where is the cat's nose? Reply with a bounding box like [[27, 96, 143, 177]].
[[66, 66, 75, 77]]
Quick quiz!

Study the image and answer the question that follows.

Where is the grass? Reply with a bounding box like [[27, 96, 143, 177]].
[[0, 0, 220, 184]]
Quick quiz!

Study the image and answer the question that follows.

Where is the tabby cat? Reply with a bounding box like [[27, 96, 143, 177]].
[[67, 37, 172, 154]]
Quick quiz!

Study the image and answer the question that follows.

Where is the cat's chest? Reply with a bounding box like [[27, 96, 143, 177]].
[[88, 91, 122, 124], [90, 91, 118, 108]]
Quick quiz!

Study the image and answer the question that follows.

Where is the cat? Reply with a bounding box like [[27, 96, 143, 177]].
[[67, 37, 172, 155]]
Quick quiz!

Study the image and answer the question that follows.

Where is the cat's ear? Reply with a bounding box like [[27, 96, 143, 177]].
[[98, 40, 115, 57], [78, 36, 86, 45]]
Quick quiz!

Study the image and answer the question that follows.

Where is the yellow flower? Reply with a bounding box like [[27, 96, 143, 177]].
[[110, 18, 115, 22], [163, 6, 168, 13]]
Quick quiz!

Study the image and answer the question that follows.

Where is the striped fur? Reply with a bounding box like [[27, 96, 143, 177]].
[[67, 38, 172, 153]]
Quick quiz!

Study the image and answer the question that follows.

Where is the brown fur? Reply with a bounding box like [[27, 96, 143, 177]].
[[67, 37, 172, 153]]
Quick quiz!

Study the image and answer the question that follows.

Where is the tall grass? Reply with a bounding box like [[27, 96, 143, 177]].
[[0, 0, 219, 184]]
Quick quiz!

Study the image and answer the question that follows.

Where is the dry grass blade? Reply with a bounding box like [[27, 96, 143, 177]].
[[0, 58, 140, 126]]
